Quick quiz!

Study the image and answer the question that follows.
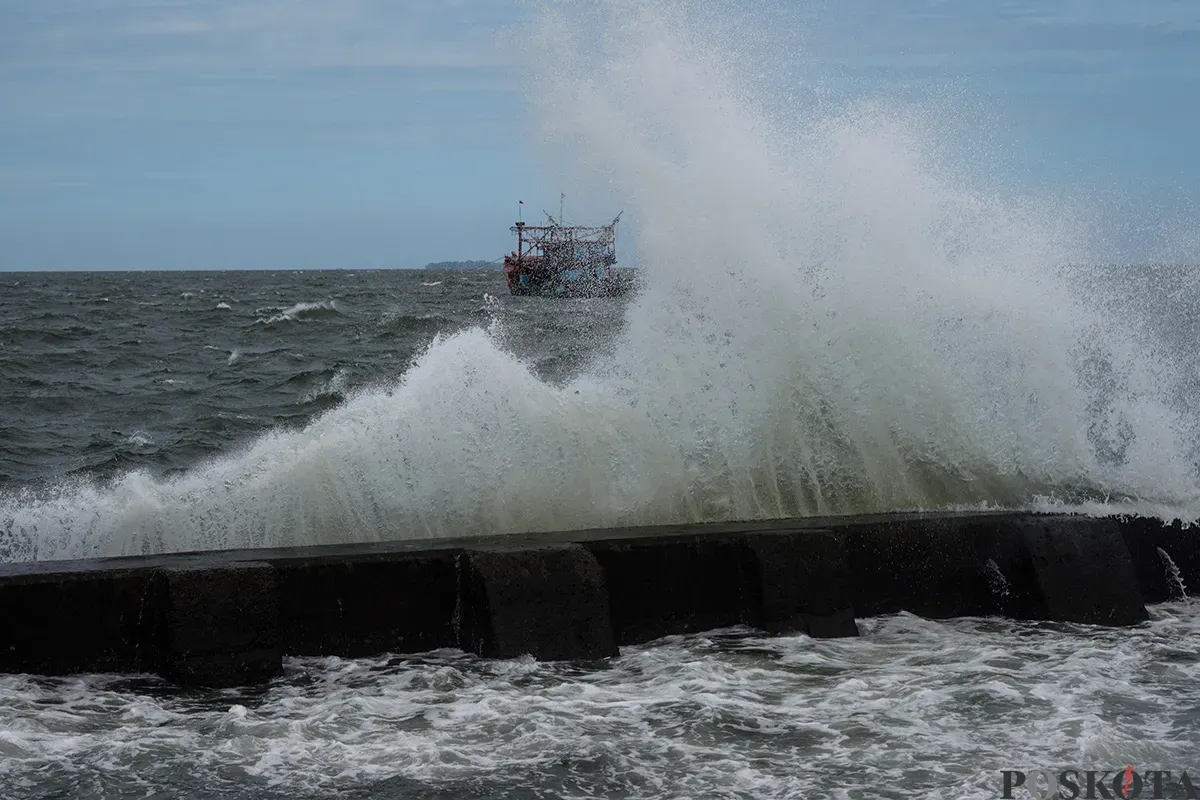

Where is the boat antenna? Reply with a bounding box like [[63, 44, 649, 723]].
[[560, 191, 565, 225], [518, 199, 523, 222]]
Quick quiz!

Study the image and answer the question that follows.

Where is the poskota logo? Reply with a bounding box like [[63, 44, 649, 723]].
[[1000, 767, 1197, 799]]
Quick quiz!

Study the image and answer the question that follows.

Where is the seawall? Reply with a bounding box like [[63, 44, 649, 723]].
[[0, 511, 1195, 688]]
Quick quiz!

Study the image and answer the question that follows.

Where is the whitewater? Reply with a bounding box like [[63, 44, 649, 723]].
[[4, 0, 1200, 562]]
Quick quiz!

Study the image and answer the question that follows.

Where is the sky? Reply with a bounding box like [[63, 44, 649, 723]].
[[0, 0, 1197, 270]]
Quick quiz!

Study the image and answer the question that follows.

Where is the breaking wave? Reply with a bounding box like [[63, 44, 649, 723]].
[[257, 301, 341, 325], [3, 0, 1200, 561]]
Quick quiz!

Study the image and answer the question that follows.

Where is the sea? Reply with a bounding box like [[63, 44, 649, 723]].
[[1, 267, 1198, 799], [5, 0, 1200, 795]]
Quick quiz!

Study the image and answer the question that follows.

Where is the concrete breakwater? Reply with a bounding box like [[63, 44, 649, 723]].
[[0, 511, 1195, 688]]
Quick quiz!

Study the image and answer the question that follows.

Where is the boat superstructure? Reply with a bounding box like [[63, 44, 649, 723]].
[[502, 211, 630, 297]]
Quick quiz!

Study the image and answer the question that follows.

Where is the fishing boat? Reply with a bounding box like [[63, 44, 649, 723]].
[[502, 209, 632, 298]]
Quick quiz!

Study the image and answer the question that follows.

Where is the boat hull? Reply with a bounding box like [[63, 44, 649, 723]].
[[503, 256, 634, 298], [506, 275, 633, 298]]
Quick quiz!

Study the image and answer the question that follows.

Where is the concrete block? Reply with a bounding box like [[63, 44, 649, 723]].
[[155, 562, 282, 687], [843, 515, 1043, 620], [586, 535, 746, 646], [0, 510, 1170, 687], [460, 545, 616, 661], [977, 522, 1048, 622], [1018, 517, 1149, 626], [453, 544, 614, 662], [0, 568, 159, 676], [1113, 516, 1199, 603], [272, 552, 459, 657], [805, 608, 860, 638], [741, 530, 858, 637]]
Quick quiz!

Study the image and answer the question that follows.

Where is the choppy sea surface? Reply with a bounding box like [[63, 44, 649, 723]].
[[0, 268, 617, 489], [1, 608, 1197, 800]]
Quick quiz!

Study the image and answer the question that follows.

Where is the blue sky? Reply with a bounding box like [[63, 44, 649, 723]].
[[0, 0, 1197, 270]]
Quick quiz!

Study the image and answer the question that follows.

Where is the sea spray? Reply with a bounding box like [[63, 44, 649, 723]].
[[527, 0, 1199, 515], [0, 328, 691, 561], [3, 0, 1199, 562]]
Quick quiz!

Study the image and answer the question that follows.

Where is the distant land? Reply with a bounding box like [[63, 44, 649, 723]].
[[423, 260, 500, 270]]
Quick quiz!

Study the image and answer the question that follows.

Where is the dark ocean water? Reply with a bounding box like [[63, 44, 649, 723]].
[[0, 269, 628, 487], [2, 268, 1199, 799]]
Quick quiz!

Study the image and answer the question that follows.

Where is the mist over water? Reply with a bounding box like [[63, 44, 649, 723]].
[[4, 0, 1200, 562]]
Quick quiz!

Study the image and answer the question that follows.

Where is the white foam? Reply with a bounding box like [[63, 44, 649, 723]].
[[258, 300, 339, 325], [520, 0, 1200, 517], [300, 367, 351, 404], [0, 608, 1195, 798]]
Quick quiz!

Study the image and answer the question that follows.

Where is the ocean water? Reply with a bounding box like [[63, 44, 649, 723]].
[[1, 608, 1197, 799], [0, 268, 626, 490], [3, 260, 1200, 562], [4, 0, 1200, 796]]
